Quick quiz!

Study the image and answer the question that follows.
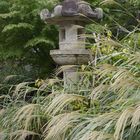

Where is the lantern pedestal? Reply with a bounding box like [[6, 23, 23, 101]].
[[63, 66, 79, 89], [50, 49, 91, 87]]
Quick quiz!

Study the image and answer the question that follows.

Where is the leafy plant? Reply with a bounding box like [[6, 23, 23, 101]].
[[0, 0, 59, 81], [0, 0, 140, 140]]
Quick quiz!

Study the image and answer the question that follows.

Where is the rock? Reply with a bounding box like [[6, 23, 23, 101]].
[[77, 1, 103, 19], [78, 1, 95, 16], [61, 0, 79, 16], [95, 8, 103, 19], [54, 5, 63, 17]]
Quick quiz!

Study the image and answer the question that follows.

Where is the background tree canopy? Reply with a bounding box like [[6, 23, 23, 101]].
[[0, 0, 59, 81]]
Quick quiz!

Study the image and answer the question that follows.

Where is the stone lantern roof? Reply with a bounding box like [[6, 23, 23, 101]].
[[40, 0, 103, 25]]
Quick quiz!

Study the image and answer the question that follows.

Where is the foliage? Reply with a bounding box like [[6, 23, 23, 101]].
[[0, 0, 140, 140], [0, 31, 140, 139], [0, 0, 59, 81]]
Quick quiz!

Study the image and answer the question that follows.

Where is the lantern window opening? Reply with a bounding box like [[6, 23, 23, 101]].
[[60, 28, 66, 42], [77, 28, 85, 41]]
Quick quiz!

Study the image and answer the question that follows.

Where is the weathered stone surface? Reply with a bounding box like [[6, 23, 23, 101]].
[[40, 0, 103, 22], [78, 2, 103, 19], [61, 0, 79, 16], [54, 5, 63, 17], [44, 16, 91, 25], [78, 1, 94, 16], [59, 25, 85, 50], [94, 8, 103, 19], [63, 66, 79, 88], [78, 1, 103, 19], [50, 50, 91, 65]]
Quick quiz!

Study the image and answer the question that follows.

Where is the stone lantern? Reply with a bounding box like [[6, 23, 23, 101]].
[[40, 0, 103, 87]]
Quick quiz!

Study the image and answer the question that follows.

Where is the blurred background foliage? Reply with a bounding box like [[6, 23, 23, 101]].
[[0, 0, 59, 82]]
